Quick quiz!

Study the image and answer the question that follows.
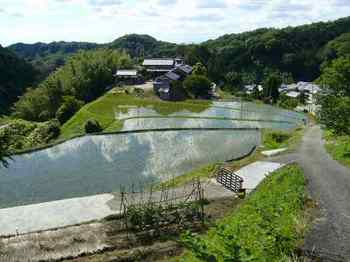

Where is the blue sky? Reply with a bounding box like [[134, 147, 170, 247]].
[[1, 0, 350, 46]]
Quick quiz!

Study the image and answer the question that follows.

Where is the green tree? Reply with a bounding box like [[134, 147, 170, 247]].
[[225, 71, 243, 92], [14, 49, 133, 122], [263, 73, 282, 103], [56, 96, 84, 124], [318, 57, 350, 96], [317, 57, 350, 134], [192, 62, 208, 76], [183, 75, 212, 98]]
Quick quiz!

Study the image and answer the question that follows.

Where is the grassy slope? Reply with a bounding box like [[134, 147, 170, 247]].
[[182, 164, 308, 261], [324, 131, 350, 168], [60, 91, 211, 139]]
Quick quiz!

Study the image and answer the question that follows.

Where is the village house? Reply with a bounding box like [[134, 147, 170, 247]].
[[114, 69, 144, 86], [142, 58, 184, 73], [151, 61, 193, 101]]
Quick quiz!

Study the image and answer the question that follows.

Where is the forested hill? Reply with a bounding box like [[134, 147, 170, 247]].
[[203, 16, 350, 81], [8, 41, 99, 79], [0, 45, 37, 114], [8, 35, 177, 78], [108, 34, 177, 58], [6, 16, 350, 84]]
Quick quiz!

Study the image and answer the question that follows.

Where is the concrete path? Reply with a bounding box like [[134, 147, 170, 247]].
[[236, 161, 284, 191], [299, 125, 350, 260], [0, 181, 237, 236], [261, 148, 287, 157], [0, 194, 116, 236]]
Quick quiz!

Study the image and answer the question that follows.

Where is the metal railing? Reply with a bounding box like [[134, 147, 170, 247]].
[[216, 168, 244, 193]]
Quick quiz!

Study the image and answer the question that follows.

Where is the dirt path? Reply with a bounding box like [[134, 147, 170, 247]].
[[298, 125, 350, 261]]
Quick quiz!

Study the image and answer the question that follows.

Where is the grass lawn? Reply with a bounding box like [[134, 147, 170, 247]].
[[324, 131, 350, 168], [60, 91, 211, 140], [181, 164, 310, 262]]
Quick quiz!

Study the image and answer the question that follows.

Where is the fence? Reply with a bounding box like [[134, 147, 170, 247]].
[[118, 179, 205, 234], [216, 167, 244, 193]]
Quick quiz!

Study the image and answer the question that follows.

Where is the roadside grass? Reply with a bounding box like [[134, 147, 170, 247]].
[[324, 130, 350, 168], [181, 164, 309, 262], [60, 91, 211, 139], [263, 126, 305, 151]]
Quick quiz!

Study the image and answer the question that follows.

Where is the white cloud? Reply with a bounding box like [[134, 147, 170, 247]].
[[1, 0, 350, 46]]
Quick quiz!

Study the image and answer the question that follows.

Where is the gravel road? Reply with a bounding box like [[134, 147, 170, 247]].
[[299, 125, 350, 261]]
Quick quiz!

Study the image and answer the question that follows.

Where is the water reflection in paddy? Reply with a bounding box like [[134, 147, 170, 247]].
[[116, 101, 305, 124], [0, 129, 260, 208]]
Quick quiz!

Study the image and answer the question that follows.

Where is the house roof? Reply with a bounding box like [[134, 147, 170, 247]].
[[286, 91, 300, 98], [177, 65, 193, 74], [165, 71, 181, 81], [115, 69, 137, 76], [143, 59, 174, 66]]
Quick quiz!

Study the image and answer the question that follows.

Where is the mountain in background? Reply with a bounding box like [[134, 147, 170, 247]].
[[108, 34, 177, 58], [8, 42, 99, 79], [3, 16, 350, 116], [0, 45, 38, 114], [203, 16, 350, 81], [8, 16, 350, 83]]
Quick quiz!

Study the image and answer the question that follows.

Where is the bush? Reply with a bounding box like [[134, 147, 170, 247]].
[[0, 119, 60, 151], [56, 96, 84, 124], [84, 119, 102, 134], [184, 75, 212, 98], [26, 120, 61, 146], [264, 130, 292, 149]]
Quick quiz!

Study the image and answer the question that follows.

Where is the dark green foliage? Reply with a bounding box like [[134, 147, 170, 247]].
[[224, 71, 243, 92], [182, 165, 306, 261], [204, 16, 350, 82], [278, 95, 298, 110], [109, 34, 177, 58], [0, 138, 10, 168], [26, 120, 61, 146], [0, 119, 60, 152], [0, 46, 38, 115], [319, 95, 350, 135], [169, 80, 188, 101], [321, 33, 350, 65], [263, 73, 282, 103], [192, 62, 208, 76], [14, 49, 133, 122], [318, 57, 350, 96], [318, 57, 350, 135], [8, 41, 98, 79], [184, 75, 212, 99], [84, 119, 102, 133], [56, 96, 84, 124]]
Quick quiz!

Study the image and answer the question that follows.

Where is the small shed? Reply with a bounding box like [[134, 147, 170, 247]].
[[114, 69, 144, 85]]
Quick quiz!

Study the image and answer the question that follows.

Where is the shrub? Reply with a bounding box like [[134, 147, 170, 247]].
[[184, 75, 212, 98], [264, 130, 292, 149], [84, 119, 102, 134], [56, 96, 84, 124], [0, 119, 61, 151], [26, 120, 61, 146]]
